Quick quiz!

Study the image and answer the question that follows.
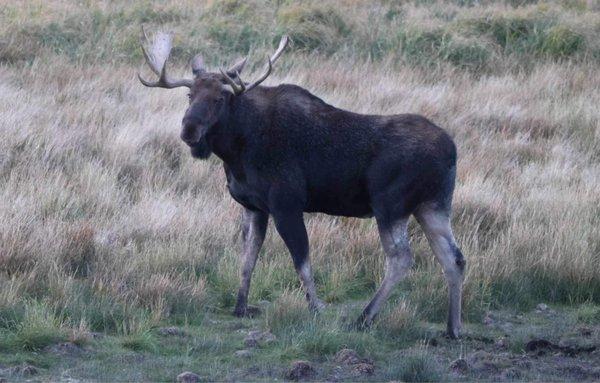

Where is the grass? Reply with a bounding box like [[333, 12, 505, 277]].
[[2, 1, 598, 69], [0, 302, 67, 351], [121, 331, 158, 353], [388, 352, 442, 382], [0, 0, 599, 381], [575, 304, 600, 324], [375, 299, 421, 342], [265, 290, 313, 332], [465, 12, 587, 59], [277, 4, 352, 52]]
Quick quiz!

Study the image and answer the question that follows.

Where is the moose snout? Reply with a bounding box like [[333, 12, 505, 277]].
[[180, 119, 202, 145]]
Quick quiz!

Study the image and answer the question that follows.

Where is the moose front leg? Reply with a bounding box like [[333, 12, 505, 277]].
[[233, 208, 268, 317], [271, 210, 325, 312]]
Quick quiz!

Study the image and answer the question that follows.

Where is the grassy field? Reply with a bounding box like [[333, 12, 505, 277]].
[[1, 0, 600, 381]]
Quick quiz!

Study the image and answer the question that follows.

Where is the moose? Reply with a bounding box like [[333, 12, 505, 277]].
[[138, 30, 466, 338]]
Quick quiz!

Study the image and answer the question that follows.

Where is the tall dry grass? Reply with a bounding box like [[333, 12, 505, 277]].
[[0, 0, 599, 341]]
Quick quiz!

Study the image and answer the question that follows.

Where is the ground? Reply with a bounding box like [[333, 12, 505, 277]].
[[1, 302, 600, 381], [1, 0, 600, 381]]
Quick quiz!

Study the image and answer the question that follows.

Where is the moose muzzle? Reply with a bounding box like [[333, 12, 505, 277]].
[[180, 118, 204, 146]]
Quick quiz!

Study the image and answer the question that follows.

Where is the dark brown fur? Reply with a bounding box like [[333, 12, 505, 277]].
[[169, 70, 464, 337]]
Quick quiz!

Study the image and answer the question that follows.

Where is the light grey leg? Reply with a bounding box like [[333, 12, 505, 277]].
[[357, 217, 413, 328], [233, 208, 268, 317], [415, 205, 465, 338], [298, 261, 326, 312]]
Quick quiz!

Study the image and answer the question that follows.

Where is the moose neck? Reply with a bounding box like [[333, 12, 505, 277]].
[[206, 93, 258, 167]]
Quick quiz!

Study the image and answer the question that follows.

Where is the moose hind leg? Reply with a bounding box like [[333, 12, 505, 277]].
[[357, 217, 413, 328], [415, 205, 465, 338], [233, 208, 268, 317]]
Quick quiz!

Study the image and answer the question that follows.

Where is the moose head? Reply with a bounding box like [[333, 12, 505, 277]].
[[138, 28, 289, 158]]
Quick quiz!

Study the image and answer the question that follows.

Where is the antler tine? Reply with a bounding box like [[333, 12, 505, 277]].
[[244, 35, 289, 92], [138, 28, 193, 89], [140, 26, 159, 76], [221, 35, 289, 95], [219, 68, 246, 95], [269, 35, 290, 64], [244, 58, 272, 93]]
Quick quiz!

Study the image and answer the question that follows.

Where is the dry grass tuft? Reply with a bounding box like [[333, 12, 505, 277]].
[[265, 290, 312, 332], [60, 224, 96, 277], [376, 299, 419, 339]]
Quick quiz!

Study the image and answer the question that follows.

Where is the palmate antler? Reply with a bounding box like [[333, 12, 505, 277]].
[[138, 27, 193, 89], [138, 28, 289, 95], [220, 35, 290, 95]]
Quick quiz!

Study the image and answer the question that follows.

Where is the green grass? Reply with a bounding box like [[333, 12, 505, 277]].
[[2, 1, 595, 70], [298, 322, 377, 356], [1, 302, 67, 351], [265, 291, 313, 332], [121, 331, 158, 352], [56, 282, 151, 333], [465, 13, 586, 59], [540, 25, 585, 57], [487, 269, 600, 311], [374, 299, 421, 343], [393, 27, 491, 70], [0, 301, 597, 381], [575, 304, 600, 324], [0, 302, 26, 330], [277, 4, 352, 53], [385, 353, 442, 382]]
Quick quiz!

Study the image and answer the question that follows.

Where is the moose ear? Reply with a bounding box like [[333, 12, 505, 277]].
[[190, 54, 205, 76], [226, 57, 247, 77]]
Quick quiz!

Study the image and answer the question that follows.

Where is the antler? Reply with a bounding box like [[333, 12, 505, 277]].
[[220, 35, 289, 95], [138, 27, 193, 89]]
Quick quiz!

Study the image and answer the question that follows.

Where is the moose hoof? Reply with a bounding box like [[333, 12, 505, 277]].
[[446, 327, 461, 339], [351, 315, 373, 332], [232, 307, 245, 318], [233, 305, 261, 318], [355, 321, 372, 332], [309, 299, 327, 313]]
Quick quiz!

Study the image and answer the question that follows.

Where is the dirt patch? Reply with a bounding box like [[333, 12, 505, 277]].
[[462, 334, 495, 344], [558, 365, 600, 380], [352, 362, 374, 375], [577, 326, 593, 337], [334, 348, 363, 365], [285, 360, 316, 381], [177, 371, 201, 382], [449, 358, 469, 375], [44, 342, 86, 357], [158, 327, 187, 337], [467, 350, 532, 377], [243, 330, 277, 348], [234, 349, 252, 358], [525, 339, 597, 357], [0, 364, 38, 377], [333, 348, 375, 377]]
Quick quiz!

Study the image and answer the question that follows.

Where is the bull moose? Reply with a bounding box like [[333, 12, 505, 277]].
[[138, 30, 466, 338]]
